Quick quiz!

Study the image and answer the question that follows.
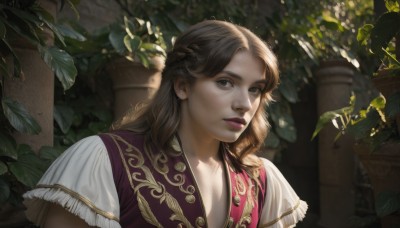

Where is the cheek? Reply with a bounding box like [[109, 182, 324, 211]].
[[250, 98, 262, 114], [194, 86, 226, 108], [199, 93, 226, 110]]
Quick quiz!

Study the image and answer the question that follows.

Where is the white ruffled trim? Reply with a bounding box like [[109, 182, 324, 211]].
[[259, 158, 308, 227], [23, 187, 121, 228], [259, 199, 308, 227]]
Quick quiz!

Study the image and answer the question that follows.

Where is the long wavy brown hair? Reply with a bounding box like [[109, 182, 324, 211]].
[[114, 20, 279, 171]]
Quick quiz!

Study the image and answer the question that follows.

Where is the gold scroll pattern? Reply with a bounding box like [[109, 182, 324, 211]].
[[228, 165, 262, 228], [107, 133, 195, 228]]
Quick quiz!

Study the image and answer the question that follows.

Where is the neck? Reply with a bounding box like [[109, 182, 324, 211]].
[[177, 127, 221, 162]]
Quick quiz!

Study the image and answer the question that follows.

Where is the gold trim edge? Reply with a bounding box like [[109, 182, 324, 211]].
[[259, 199, 302, 227], [35, 184, 120, 222]]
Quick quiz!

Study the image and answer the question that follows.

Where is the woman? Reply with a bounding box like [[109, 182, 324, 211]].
[[23, 20, 307, 228]]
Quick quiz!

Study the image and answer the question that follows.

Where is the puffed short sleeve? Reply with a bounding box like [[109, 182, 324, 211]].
[[23, 136, 121, 228], [259, 158, 308, 227]]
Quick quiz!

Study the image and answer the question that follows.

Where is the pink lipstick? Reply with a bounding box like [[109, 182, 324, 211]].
[[224, 118, 247, 130]]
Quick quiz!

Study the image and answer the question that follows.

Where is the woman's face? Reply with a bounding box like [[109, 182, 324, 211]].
[[178, 50, 267, 143]]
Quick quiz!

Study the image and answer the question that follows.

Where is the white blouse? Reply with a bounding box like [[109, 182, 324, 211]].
[[23, 136, 307, 228]]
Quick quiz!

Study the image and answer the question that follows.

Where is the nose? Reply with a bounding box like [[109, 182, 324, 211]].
[[232, 89, 252, 113]]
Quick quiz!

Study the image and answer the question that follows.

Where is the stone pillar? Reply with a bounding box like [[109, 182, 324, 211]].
[[1, 2, 56, 227], [315, 59, 355, 228], [3, 0, 56, 153]]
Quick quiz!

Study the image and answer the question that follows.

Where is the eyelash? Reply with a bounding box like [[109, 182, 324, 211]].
[[216, 79, 234, 88], [216, 79, 265, 95]]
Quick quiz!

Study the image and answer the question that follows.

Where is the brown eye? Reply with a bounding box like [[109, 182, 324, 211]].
[[216, 79, 234, 88], [249, 86, 263, 95]]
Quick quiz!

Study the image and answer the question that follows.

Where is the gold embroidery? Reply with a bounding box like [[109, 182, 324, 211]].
[[236, 179, 255, 227], [36, 184, 119, 222], [222, 155, 233, 228], [236, 175, 246, 195], [195, 217, 206, 227], [233, 195, 241, 206], [185, 194, 196, 204], [174, 162, 187, 172], [107, 133, 194, 227], [137, 191, 163, 227], [164, 192, 193, 227], [170, 136, 182, 152], [107, 133, 142, 191], [227, 217, 234, 228], [259, 200, 302, 228]]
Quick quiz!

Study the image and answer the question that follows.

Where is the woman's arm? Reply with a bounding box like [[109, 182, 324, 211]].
[[44, 203, 91, 228]]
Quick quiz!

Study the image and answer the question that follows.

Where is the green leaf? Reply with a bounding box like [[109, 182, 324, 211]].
[[54, 105, 75, 134], [375, 191, 400, 217], [0, 161, 7, 175], [312, 108, 350, 140], [292, 34, 318, 64], [124, 16, 137, 39], [0, 57, 9, 78], [347, 111, 380, 140], [56, 24, 86, 41], [109, 27, 127, 55], [124, 35, 142, 53], [0, 10, 39, 46], [140, 43, 166, 56], [264, 130, 280, 148], [0, 38, 23, 78], [370, 129, 394, 151], [88, 122, 109, 133], [270, 102, 297, 142], [276, 123, 297, 143], [370, 95, 386, 109], [385, 92, 400, 118], [8, 144, 47, 188], [0, 178, 10, 204], [1, 97, 41, 134], [382, 47, 400, 67], [370, 12, 400, 58], [4, 5, 45, 45], [0, 132, 18, 160], [39, 146, 64, 162], [135, 51, 150, 68], [321, 15, 344, 31], [357, 24, 373, 46], [278, 78, 298, 103], [38, 46, 77, 90], [33, 5, 66, 46], [385, 0, 400, 12]]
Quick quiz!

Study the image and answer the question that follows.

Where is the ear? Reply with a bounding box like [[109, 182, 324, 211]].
[[173, 78, 190, 100]]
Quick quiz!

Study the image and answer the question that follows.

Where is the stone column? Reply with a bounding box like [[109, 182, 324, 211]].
[[3, 0, 56, 153], [1, 2, 56, 227], [315, 59, 355, 228]]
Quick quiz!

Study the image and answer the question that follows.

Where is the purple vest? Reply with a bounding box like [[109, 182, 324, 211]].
[[99, 130, 266, 228]]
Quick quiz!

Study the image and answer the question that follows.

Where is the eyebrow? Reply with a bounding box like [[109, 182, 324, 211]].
[[221, 70, 268, 84]]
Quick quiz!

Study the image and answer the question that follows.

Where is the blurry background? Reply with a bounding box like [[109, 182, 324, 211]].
[[1, 0, 399, 227]]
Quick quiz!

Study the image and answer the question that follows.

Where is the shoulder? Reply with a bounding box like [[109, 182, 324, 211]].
[[99, 130, 146, 148], [23, 135, 121, 228], [258, 157, 308, 227]]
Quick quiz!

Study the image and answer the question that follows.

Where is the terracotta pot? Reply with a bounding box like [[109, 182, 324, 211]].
[[107, 57, 164, 121], [353, 143, 400, 228]]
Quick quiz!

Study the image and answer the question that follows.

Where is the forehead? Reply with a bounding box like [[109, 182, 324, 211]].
[[222, 50, 266, 81]]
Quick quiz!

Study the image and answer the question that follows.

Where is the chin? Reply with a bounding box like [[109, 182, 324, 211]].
[[217, 132, 243, 143]]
